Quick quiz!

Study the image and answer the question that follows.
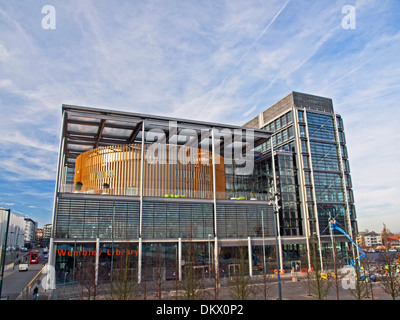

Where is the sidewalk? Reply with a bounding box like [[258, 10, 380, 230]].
[[34, 272, 398, 300]]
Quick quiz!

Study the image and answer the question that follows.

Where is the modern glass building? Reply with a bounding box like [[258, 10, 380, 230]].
[[244, 91, 358, 269], [49, 92, 358, 286], [49, 104, 282, 285]]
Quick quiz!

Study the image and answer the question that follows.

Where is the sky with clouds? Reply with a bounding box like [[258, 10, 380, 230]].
[[0, 0, 399, 232]]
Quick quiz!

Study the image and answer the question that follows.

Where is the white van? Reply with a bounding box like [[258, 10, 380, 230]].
[[19, 263, 29, 271]]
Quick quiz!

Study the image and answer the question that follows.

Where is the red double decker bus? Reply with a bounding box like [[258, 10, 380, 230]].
[[30, 250, 39, 264]]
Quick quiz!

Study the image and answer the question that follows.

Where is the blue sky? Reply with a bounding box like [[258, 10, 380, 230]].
[[0, 0, 399, 232]]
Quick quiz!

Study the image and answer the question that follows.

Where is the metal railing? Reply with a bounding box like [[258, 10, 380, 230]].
[[59, 184, 271, 201]]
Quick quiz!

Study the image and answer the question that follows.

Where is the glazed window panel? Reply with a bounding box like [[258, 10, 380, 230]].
[[216, 204, 274, 238], [281, 114, 287, 127], [275, 118, 281, 131], [55, 198, 140, 239], [306, 112, 335, 142], [286, 111, 293, 124], [298, 111, 304, 123]]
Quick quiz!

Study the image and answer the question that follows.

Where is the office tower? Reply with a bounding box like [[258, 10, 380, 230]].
[[244, 91, 358, 268]]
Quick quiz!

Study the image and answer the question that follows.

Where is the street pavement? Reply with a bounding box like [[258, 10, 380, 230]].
[[28, 272, 398, 301]]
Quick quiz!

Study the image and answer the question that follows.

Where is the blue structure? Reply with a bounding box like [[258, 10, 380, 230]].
[[329, 219, 375, 281]]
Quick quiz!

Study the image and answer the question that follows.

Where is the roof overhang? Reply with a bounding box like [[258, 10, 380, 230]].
[[61, 104, 272, 168]]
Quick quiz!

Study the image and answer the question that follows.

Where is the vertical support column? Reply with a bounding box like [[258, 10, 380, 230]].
[[48, 237, 55, 269], [292, 107, 312, 270], [95, 237, 100, 286], [51, 111, 66, 241], [138, 237, 142, 283], [333, 115, 356, 266], [303, 110, 324, 271], [248, 237, 253, 277], [211, 129, 219, 278], [333, 115, 352, 236], [214, 236, 219, 282], [138, 121, 145, 284], [49, 237, 56, 290], [139, 120, 145, 234], [211, 129, 218, 236], [270, 143, 284, 271], [178, 238, 182, 281]]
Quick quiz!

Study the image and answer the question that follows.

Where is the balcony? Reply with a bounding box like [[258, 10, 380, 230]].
[[59, 183, 271, 202]]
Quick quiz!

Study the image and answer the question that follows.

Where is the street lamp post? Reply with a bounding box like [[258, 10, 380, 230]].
[[270, 145, 282, 300], [208, 234, 212, 279], [261, 210, 268, 299], [273, 199, 282, 301], [267, 187, 282, 300], [0, 209, 11, 299]]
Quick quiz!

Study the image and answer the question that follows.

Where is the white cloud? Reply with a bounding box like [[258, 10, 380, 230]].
[[0, 42, 9, 61], [0, 0, 399, 231]]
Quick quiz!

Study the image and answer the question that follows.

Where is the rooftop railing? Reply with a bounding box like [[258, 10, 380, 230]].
[[59, 184, 271, 201]]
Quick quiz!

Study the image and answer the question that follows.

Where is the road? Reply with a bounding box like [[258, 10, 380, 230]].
[[1, 249, 47, 300]]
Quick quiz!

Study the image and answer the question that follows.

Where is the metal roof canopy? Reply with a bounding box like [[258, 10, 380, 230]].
[[61, 104, 272, 168]]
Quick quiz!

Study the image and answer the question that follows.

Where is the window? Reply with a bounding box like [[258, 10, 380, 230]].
[[275, 118, 281, 131], [336, 117, 342, 129], [270, 121, 275, 132], [309, 141, 340, 171], [304, 171, 311, 185], [272, 135, 276, 146], [281, 114, 287, 127], [306, 112, 335, 141], [308, 204, 315, 218], [299, 125, 306, 138], [298, 110, 304, 123], [341, 145, 348, 158], [217, 204, 274, 238], [303, 155, 309, 169], [346, 174, 352, 188], [306, 187, 313, 201], [301, 140, 308, 153], [276, 132, 282, 145], [282, 129, 288, 142], [287, 111, 293, 124], [288, 126, 294, 139]]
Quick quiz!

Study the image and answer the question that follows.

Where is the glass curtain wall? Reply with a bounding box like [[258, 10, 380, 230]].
[[306, 111, 348, 236]]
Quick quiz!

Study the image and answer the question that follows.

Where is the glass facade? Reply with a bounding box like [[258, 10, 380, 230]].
[[55, 198, 140, 239], [305, 111, 354, 237], [55, 197, 275, 241], [254, 92, 358, 270], [51, 93, 358, 287]]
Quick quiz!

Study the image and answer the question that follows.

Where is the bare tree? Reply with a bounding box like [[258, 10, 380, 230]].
[[180, 240, 205, 300], [108, 244, 138, 300], [361, 254, 375, 300], [308, 240, 331, 300], [349, 268, 368, 300], [152, 245, 166, 300], [76, 255, 102, 300], [229, 244, 255, 300], [377, 225, 400, 300]]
